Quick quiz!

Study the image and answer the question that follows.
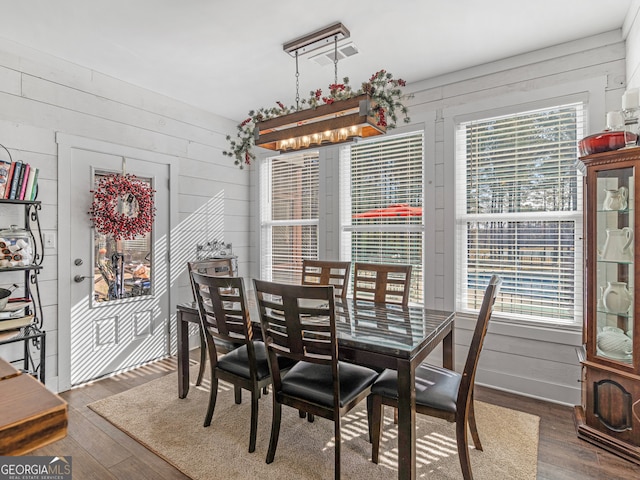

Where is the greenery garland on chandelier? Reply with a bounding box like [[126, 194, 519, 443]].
[[223, 69, 412, 168]]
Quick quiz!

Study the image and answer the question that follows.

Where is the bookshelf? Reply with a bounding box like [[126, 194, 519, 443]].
[[0, 198, 46, 383]]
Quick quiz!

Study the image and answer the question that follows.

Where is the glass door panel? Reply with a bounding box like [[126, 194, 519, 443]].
[[595, 167, 634, 364], [92, 172, 153, 303]]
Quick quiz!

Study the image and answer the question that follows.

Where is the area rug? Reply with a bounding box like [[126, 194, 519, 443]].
[[88, 368, 539, 479]]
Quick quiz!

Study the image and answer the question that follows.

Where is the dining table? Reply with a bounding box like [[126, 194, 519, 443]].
[[176, 296, 455, 480]]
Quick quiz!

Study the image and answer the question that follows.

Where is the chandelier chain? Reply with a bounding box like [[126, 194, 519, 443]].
[[333, 35, 338, 85], [295, 50, 300, 110]]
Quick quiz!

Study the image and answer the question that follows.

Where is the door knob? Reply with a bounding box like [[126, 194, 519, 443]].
[[74, 275, 89, 283]]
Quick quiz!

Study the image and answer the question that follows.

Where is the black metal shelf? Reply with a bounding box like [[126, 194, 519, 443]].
[[0, 198, 46, 383], [0, 199, 41, 206]]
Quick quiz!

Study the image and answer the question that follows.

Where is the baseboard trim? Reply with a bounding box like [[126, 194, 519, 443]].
[[475, 368, 581, 406]]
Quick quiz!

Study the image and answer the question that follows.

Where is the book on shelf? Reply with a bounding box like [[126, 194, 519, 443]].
[[2, 297, 31, 312], [0, 161, 39, 201], [3, 161, 16, 199], [0, 300, 31, 319], [23, 167, 37, 202], [8, 161, 22, 199], [28, 167, 39, 201], [0, 329, 21, 341], [0, 314, 33, 332], [0, 307, 26, 319], [18, 163, 30, 200], [0, 159, 11, 199]]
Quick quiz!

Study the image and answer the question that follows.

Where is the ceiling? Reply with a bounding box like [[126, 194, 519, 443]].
[[0, 0, 633, 122]]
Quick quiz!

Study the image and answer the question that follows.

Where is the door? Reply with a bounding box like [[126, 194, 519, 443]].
[[68, 150, 170, 386]]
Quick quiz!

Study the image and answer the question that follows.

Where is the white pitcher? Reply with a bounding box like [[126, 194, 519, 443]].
[[599, 227, 634, 262], [602, 186, 628, 211], [602, 281, 632, 314]]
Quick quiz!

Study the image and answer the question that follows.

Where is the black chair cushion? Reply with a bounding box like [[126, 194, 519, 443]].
[[281, 361, 378, 408], [371, 363, 461, 413], [216, 341, 295, 380]]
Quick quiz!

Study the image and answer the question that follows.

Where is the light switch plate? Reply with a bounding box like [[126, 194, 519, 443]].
[[43, 232, 56, 249]]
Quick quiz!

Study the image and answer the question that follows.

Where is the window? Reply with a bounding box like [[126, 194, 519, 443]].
[[260, 152, 319, 283], [455, 103, 584, 325], [341, 131, 424, 303], [93, 173, 153, 303]]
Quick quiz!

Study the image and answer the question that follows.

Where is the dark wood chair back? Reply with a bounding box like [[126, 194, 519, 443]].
[[458, 274, 501, 414], [191, 273, 253, 348], [190, 273, 270, 453], [301, 259, 351, 300], [186, 257, 237, 386], [253, 280, 336, 387], [369, 274, 502, 479], [353, 262, 412, 306], [253, 279, 378, 479]]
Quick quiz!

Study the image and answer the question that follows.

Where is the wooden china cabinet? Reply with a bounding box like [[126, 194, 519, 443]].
[[575, 146, 640, 464]]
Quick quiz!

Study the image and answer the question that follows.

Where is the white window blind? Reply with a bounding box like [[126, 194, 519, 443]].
[[455, 103, 584, 324], [260, 152, 319, 283], [341, 131, 424, 303]]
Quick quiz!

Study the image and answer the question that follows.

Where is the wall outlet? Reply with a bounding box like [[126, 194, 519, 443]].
[[43, 232, 56, 250]]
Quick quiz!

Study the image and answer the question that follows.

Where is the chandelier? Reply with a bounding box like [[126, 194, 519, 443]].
[[254, 23, 386, 153]]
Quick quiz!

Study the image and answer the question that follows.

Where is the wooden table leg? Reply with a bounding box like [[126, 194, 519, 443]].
[[396, 358, 416, 480], [177, 309, 190, 399]]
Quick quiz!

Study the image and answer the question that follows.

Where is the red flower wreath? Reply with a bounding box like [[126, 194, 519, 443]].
[[89, 174, 156, 240]]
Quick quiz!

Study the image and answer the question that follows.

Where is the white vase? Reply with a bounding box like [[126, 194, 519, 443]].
[[602, 186, 628, 211], [602, 281, 632, 314], [599, 227, 634, 263]]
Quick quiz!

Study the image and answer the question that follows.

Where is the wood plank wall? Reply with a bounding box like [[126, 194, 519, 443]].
[[625, 0, 640, 88], [0, 37, 251, 391], [0, 21, 638, 405], [309, 30, 630, 406], [418, 31, 627, 406]]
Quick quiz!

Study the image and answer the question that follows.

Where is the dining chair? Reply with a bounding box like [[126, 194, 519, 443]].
[[190, 272, 295, 453], [353, 262, 412, 306], [369, 274, 502, 480], [253, 279, 379, 480], [301, 259, 351, 300], [299, 259, 353, 423], [187, 258, 236, 387]]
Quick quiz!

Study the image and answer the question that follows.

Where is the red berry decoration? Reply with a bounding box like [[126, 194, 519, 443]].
[[88, 174, 156, 240]]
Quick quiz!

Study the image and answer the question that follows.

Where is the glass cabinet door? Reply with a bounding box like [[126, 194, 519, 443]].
[[595, 166, 634, 364]]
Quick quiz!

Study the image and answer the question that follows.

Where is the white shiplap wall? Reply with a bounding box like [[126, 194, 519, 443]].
[[0, 37, 251, 391], [625, 0, 640, 89], [400, 31, 628, 405], [0, 16, 637, 403], [404, 31, 627, 406], [252, 30, 630, 406]]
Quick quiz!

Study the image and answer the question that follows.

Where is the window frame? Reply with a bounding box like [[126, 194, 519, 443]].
[[259, 151, 320, 283], [454, 101, 586, 327], [339, 130, 426, 304]]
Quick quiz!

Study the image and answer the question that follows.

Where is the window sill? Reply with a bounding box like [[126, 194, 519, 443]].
[[455, 311, 582, 345]]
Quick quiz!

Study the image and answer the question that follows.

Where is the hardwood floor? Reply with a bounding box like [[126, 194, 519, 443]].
[[31, 353, 640, 480]]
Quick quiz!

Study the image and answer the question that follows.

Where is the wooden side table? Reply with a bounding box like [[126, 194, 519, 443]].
[[0, 358, 67, 455]]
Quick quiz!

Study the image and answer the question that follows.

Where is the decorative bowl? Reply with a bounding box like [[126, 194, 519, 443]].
[[579, 131, 630, 156], [597, 330, 633, 357]]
